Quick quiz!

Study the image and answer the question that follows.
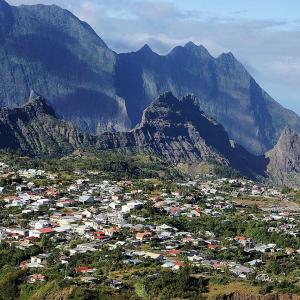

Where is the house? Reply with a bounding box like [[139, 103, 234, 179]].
[[104, 227, 121, 237], [27, 274, 47, 283], [80, 276, 99, 283], [230, 265, 252, 278], [29, 230, 42, 238], [6, 228, 28, 239], [46, 188, 60, 197], [90, 231, 109, 241], [234, 235, 248, 246], [166, 249, 182, 256], [16, 185, 28, 192], [207, 244, 219, 250], [75, 266, 97, 274], [162, 261, 176, 268], [122, 200, 144, 213], [173, 261, 185, 270], [256, 273, 272, 282], [169, 207, 182, 217], [79, 195, 94, 204], [136, 231, 152, 241], [110, 279, 123, 289], [38, 228, 54, 235], [23, 254, 50, 268]]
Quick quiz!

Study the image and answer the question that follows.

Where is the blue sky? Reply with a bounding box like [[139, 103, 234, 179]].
[[7, 0, 300, 115], [176, 0, 300, 22]]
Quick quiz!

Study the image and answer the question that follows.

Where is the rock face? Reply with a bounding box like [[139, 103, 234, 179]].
[[0, 0, 131, 134], [99, 92, 267, 179], [0, 1, 300, 155], [0, 91, 267, 178], [0, 91, 93, 155], [116, 42, 300, 155], [266, 128, 300, 186]]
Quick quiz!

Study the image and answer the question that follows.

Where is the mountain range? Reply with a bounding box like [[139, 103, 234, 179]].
[[1, 0, 300, 155], [1, 90, 293, 183], [1, 88, 300, 186]]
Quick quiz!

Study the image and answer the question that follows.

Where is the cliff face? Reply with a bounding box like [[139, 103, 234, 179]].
[[0, 0, 131, 134], [3, 90, 300, 187], [116, 42, 300, 155], [2, 91, 264, 177], [0, 91, 94, 156], [0, 1, 300, 155], [266, 128, 300, 187], [99, 92, 267, 179], [1, 91, 300, 187]]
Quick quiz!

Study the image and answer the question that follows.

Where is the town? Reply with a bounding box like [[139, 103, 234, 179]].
[[0, 152, 299, 299]]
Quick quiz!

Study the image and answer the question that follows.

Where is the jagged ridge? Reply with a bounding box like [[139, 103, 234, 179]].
[[0, 91, 267, 179], [99, 92, 267, 178], [116, 41, 300, 155], [0, 1, 299, 155], [0, 91, 94, 155]]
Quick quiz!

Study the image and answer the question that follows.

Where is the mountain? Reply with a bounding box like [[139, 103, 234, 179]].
[[1, 0, 300, 155], [0, 0, 131, 133], [266, 128, 300, 187], [99, 92, 267, 179], [3, 90, 300, 186], [0, 91, 267, 178], [116, 42, 300, 155], [0, 90, 93, 155]]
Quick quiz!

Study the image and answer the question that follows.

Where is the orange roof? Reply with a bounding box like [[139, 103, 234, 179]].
[[235, 235, 246, 241], [94, 231, 105, 236], [31, 274, 46, 280], [38, 228, 54, 234], [167, 249, 182, 255], [175, 261, 185, 267]]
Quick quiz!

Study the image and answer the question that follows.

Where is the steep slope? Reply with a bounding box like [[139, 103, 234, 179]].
[[116, 42, 300, 154], [0, 91, 266, 178], [99, 92, 267, 178], [0, 91, 94, 155], [0, 0, 131, 133], [266, 128, 300, 187], [1, 0, 300, 155]]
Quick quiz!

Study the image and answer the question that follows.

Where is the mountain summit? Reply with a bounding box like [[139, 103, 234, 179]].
[[0, 93, 92, 155], [116, 41, 300, 155], [99, 92, 267, 178]]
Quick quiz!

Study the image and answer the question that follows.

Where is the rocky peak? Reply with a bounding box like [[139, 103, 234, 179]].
[[28, 89, 41, 101], [139, 92, 201, 127], [268, 127, 300, 157], [266, 127, 300, 186], [136, 44, 156, 56], [276, 127, 298, 145], [99, 92, 266, 179], [216, 51, 244, 71], [184, 42, 211, 55], [0, 93, 92, 155], [24, 90, 56, 117], [168, 42, 212, 60]]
